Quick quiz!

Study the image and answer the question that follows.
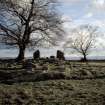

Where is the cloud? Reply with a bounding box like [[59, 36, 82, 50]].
[[92, 0, 105, 7], [62, 15, 105, 34], [60, 0, 105, 34], [83, 12, 93, 18], [89, 0, 105, 12], [59, 0, 81, 3], [62, 15, 72, 33], [62, 15, 72, 22], [92, 20, 105, 30]]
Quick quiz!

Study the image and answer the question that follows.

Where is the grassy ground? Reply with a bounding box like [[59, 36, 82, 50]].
[[0, 79, 105, 105], [0, 60, 105, 104]]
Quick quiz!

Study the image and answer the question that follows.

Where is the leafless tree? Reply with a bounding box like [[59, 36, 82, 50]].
[[0, 0, 64, 61], [64, 25, 98, 61]]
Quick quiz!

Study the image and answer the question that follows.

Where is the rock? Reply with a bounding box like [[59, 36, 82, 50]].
[[50, 56, 55, 59], [56, 50, 65, 60], [33, 50, 40, 60]]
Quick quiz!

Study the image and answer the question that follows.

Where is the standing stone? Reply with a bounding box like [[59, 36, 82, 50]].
[[33, 50, 40, 60], [56, 50, 65, 60]]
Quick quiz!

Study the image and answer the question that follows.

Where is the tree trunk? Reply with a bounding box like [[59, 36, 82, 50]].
[[16, 45, 26, 62], [83, 54, 87, 62]]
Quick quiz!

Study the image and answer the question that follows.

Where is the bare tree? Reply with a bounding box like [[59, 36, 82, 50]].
[[0, 0, 63, 61], [64, 25, 98, 61]]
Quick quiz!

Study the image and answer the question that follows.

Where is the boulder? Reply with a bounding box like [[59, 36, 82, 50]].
[[56, 50, 65, 60], [50, 56, 55, 59], [33, 50, 40, 60]]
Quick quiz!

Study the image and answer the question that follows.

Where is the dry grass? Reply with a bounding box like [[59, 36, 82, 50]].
[[0, 79, 105, 105], [0, 60, 105, 104]]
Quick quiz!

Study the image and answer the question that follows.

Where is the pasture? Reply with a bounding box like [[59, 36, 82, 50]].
[[0, 60, 105, 105]]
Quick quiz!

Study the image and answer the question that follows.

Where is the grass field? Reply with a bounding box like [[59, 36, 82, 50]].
[[0, 60, 105, 105], [0, 79, 105, 105]]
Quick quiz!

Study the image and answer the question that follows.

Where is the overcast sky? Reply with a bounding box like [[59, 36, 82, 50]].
[[56, 0, 105, 50], [59, 0, 105, 31], [1, 0, 105, 58]]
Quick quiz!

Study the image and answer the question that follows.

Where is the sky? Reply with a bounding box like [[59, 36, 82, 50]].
[[1, 0, 105, 58], [59, 0, 105, 31], [57, 0, 105, 51]]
